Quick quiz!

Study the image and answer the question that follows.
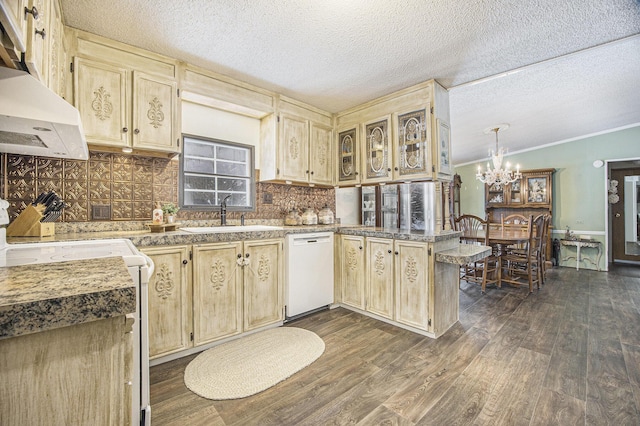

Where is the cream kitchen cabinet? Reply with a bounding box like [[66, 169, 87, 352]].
[[340, 234, 366, 310], [260, 96, 333, 186], [335, 79, 451, 185], [365, 237, 394, 319], [394, 240, 430, 330], [336, 126, 361, 185], [243, 239, 284, 330], [141, 245, 191, 359], [144, 239, 283, 363], [73, 56, 178, 155], [22, 0, 49, 83], [192, 242, 243, 345]]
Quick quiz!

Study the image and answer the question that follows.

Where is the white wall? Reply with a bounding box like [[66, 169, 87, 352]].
[[182, 101, 261, 162]]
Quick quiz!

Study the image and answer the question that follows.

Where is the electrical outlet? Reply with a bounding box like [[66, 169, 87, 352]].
[[263, 192, 273, 204], [576, 220, 584, 224], [92, 204, 111, 220]]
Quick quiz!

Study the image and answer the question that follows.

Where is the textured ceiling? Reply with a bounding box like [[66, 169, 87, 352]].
[[60, 0, 640, 165]]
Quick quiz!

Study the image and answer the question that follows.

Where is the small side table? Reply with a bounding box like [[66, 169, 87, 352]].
[[560, 239, 602, 271]]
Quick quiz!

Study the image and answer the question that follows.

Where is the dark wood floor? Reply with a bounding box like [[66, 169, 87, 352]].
[[150, 264, 640, 425]]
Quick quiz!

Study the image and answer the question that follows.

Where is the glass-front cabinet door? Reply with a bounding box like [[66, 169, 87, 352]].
[[396, 108, 432, 179], [337, 127, 359, 184], [362, 116, 392, 184]]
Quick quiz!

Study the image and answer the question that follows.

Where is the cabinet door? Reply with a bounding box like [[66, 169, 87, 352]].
[[142, 245, 191, 359], [395, 107, 432, 179], [23, 0, 49, 83], [366, 237, 394, 319], [337, 127, 360, 185], [47, 0, 65, 97], [279, 114, 309, 182], [244, 239, 283, 331], [394, 240, 429, 330], [362, 116, 393, 184], [0, 0, 29, 53], [341, 235, 366, 310], [193, 242, 243, 344], [132, 71, 178, 153], [310, 123, 333, 185], [74, 57, 129, 147]]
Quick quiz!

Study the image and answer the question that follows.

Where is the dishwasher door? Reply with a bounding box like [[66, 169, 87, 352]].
[[286, 232, 334, 319]]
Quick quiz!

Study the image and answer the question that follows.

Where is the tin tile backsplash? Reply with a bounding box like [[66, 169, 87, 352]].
[[1, 152, 335, 223]]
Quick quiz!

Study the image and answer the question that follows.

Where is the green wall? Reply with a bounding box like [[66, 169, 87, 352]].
[[454, 125, 640, 271]]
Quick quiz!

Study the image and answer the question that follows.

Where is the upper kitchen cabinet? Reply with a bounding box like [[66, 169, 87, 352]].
[[335, 79, 451, 186], [336, 126, 360, 185], [260, 96, 334, 186], [0, 0, 64, 92], [70, 29, 180, 157]]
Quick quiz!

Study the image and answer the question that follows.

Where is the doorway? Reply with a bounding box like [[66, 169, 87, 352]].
[[609, 161, 640, 264]]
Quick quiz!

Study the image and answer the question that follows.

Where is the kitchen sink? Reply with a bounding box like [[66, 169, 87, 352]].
[[181, 225, 284, 233]]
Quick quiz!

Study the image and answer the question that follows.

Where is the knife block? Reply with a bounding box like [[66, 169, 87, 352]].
[[6, 204, 55, 237]]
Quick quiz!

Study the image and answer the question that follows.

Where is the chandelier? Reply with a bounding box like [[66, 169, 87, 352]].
[[475, 124, 522, 187]]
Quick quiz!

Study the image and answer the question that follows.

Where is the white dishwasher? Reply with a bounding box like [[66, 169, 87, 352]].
[[285, 232, 334, 320]]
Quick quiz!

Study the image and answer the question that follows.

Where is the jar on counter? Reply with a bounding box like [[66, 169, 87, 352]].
[[301, 208, 318, 225], [318, 205, 334, 224], [285, 209, 301, 226]]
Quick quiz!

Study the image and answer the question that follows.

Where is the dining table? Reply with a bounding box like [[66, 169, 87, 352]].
[[460, 227, 530, 288]]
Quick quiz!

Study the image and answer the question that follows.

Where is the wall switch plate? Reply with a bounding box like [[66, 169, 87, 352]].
[[263, 192, 273, 204], [92, 204, 111, 220]]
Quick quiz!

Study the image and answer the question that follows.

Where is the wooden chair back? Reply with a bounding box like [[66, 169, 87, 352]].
[[454, 214, 489, 245]]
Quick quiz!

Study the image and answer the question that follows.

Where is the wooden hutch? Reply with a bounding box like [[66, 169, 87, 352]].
[[485, 168, 555, 258]]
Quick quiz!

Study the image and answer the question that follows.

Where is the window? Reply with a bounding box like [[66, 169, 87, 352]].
[[180, 135, 255, 211]]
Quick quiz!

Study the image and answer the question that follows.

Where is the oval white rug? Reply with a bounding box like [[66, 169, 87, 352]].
[[184, 327, 325, 400]]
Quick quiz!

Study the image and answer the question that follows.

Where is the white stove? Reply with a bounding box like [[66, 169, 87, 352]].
[[0, 229, 153, 425]]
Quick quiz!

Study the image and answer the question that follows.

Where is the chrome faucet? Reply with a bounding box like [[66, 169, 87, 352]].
[[220, 195, 231, 226]]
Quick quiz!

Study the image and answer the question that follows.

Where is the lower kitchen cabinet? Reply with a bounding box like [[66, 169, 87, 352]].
[[243, 239, 284, 331], [338, 233, 458, 338], [143, 239, 283, 362], [0, 316, 132, 426], [394, 240, 430, 330], [340, 235, 366, 310], [192, 242, 243, 346], [141, 245, 191, 359], [366, 237, 394, 319]]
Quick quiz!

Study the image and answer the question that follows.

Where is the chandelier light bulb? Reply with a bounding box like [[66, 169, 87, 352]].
[[476, 125, 522, 188]]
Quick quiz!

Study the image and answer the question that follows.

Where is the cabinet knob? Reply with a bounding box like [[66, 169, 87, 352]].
[[355, 172, 359, 176], [134, 129, 140, 134], [245, 253, 250, 258], [310, 171, 314, 175], [388, 249, 392, 254], [237, 253, 242, 258], [182, 259, 188, 265], [122, 127, 128, 133], [395, 251, 399, 255], [35, 28, 46, 39], [394, 167, 399, 171], [24, 6, 39, 20], [359, 246, 363, 250], [387, 168, 391, 172]]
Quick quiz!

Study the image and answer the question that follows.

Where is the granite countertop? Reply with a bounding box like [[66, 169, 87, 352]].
[[435, 244, 492, 265], [0, 257, 135, 340], [7, 224, 461, 247]]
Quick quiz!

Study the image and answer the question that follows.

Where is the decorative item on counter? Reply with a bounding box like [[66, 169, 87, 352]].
[[6, 191, 66, 237], [152, 202, 163, 224], [318, 205, 334, 224], [285, 209, 301, 226], [161, 203, 179, 223], [301, 207, 318, 225]]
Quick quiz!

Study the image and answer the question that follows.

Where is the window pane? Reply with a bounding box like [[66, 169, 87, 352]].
[[217, 145, 247, 162], [218, 177, 248, 192], [184, 140, 216, 157], [218, 192, 249, 207], [184, 174, 216, 191], [217, 161, 249, 177], [185, 157, 216, 174], [184, 190, 217, 206]]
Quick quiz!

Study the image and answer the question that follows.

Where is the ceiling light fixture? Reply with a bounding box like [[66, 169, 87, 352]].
[[476, 124, 521, 187]]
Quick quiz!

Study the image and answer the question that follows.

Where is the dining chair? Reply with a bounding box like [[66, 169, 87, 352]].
[[502, 214, 543, 293], [454, 214, 499, 293], [539, 214, 551, 284], [502, 213, 530, 254]]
